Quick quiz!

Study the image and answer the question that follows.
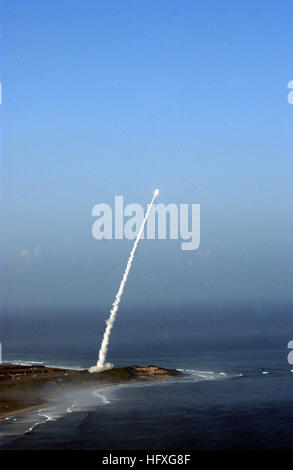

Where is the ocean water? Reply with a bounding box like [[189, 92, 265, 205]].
[[0, 306, 293, 450]]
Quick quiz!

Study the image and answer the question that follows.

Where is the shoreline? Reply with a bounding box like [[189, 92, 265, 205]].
[[0, 403, 51, 420], [0, 363, 182, 419]]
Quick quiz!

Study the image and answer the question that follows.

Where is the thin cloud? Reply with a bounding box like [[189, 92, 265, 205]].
[[20, 246, 43, 260], [196, 248, 213, 257]]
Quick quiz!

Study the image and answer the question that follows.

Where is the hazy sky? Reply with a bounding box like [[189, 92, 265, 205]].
[[1, 0, 293, 312]]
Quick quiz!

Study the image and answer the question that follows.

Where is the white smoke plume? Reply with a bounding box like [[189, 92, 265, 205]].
[[89, 189, 159, 373]]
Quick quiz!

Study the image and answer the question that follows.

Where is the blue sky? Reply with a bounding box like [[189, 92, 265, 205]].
[[1, 0, 293, 312]]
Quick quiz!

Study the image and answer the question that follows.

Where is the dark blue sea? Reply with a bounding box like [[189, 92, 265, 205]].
[[0, 304, 293, 450]]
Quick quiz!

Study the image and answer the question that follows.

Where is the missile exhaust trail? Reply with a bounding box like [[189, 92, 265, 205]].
[[89, 189, 159, 372]]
